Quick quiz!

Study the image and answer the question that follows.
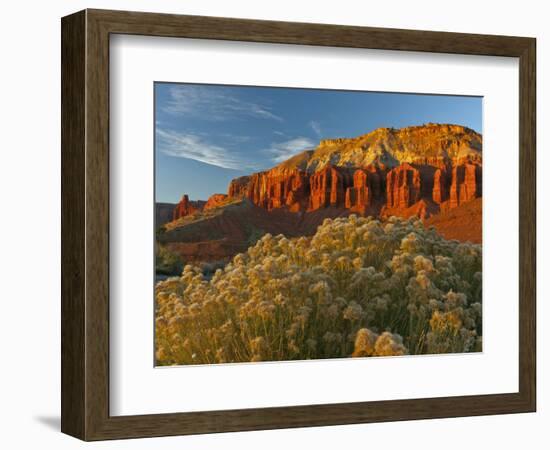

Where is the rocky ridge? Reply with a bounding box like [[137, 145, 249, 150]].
[[160, 124, 482, 263], [172, 195, 206, 221], [181, 123, 482, 221]]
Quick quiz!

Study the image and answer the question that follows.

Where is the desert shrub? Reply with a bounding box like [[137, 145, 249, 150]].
[[246, 226, 267, 247], [155, 245, 183, 276], [156, 225, 166, 238], [198, 260, 227, 280], [155, 215, 482, 365]]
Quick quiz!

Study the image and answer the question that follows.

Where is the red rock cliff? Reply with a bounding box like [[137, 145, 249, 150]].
[[204, 193, 228, 210], [344, 167, 384, 214], [177, 124, 482, 222], [386, 163, 422, 209], [308, 166, 353, 211], [172, 195, 206, 220], [432, 168, 449, 204], [228, 169, 310, 212], [226, 161, 481, 219], [173, 195, 194, 220], [449, 163, 482, 208]]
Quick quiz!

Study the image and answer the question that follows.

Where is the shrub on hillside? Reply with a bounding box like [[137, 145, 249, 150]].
[[155, 215, 482, 365], [155, 245, 183, 276]]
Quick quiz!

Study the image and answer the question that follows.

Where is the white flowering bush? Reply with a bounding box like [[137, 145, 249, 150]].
[[155, 215, 482, 365]]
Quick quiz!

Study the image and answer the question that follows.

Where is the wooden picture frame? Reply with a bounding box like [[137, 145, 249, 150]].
[[61, 9, 536, 441]]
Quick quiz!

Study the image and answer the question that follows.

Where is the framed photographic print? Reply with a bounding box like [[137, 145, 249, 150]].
[[61, 9, 536, 440]]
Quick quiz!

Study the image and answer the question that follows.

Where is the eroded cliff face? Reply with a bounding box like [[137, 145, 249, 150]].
[[449, 163, 482, 208], [432, 168, 449, 204], [302, 123, 481, 171], [173, 195, 205, 221], [173, 124, 482, 222], [385, 163, 421, 209], [204, 193, 229, 210], [163, 124, 482, 264], [344, 167, 383, 215], [228, 169, 310, 212]]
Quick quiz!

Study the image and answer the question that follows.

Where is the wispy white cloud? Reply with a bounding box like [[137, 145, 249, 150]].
[[217, 133, 253, 144], [162, 85, 283, 122], [264, 137, 315, 164], [309, 120, 322, 137], [156, 128, 260, 170]]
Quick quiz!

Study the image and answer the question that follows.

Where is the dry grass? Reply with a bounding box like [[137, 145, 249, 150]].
[[164, 197, 244, 231]]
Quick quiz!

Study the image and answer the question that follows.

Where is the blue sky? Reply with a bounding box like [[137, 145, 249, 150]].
[[155, 83, 482, 203]]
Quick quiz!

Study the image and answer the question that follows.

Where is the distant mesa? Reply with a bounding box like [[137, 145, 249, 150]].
[[160, 123, 482, 262], [155, 202, 177, 227]]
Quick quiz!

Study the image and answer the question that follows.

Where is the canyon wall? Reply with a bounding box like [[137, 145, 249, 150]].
[[224, 160, 481, 219], [171, 124, 482, 221]]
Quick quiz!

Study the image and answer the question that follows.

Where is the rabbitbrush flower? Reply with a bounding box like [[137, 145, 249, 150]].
[[155, 216, 482, 365]]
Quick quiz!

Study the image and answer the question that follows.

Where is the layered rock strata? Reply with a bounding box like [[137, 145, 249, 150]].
[[173, 124, 482, 221]]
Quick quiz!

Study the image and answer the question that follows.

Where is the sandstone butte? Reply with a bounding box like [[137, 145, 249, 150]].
[[172, 123, 482, 224], [172, 195, 206, 221]]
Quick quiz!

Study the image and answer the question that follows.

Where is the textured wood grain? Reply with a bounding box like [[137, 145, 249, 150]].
[[88, 8, 531, 56], [518, 39, 536, 409], [61, 9, 537, 441], [61, 10, 86, 439], [85, 10, 111, 439]]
